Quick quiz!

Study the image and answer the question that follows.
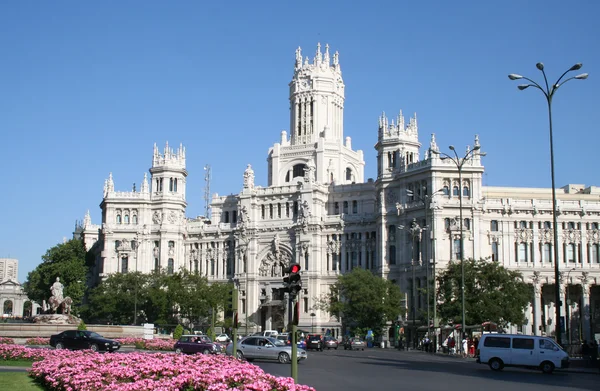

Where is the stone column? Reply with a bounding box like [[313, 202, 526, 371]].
[[581, 275, 591, 341], [533, 283, 542, 336]]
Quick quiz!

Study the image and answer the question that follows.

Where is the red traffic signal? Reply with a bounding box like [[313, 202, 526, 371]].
[[288, 263, 301, 274]]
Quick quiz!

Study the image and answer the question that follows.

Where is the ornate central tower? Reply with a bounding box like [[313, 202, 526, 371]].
[[268, 44, 363, 186], [289, 43, 345, 145]]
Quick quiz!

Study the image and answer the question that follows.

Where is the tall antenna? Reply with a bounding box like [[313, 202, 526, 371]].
[[204, 164, 211, 219]]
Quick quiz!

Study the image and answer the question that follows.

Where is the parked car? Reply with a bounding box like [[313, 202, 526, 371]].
[[50, 330, 121, 352], [323, 336, 339, 350], [215, 334, 231, 343], [226, 336, 307, 364], [476, 334, 569, 374], [284, 333, 307, 349], [344, 337, 365, 351], [306, 334, 324, 351], [174, 335, 221, 355], [252, 330, 279, 337]]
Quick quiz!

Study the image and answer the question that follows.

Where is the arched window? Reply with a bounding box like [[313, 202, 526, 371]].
[[542, 243, 552, 263], [174, 179, 178, 192], [343, 201, 349, 214], [520, 221, 527, 229], [124, 215, 130, 224], [352, 200, 358, 214], [346, 167, 352, 181], [590, 243, 599, 263], [194, 259, 199, 273], [167, 258, 174, 274], [442, 186, 449, 196], [490, 220, 498, 231], [452, 186, 459, 196], [132, 215, 138, 224], [121, 256, 129, 273], [462, 186, 470, 197], [444, 218, 451, 230], [116, 215, 122, 224], [566, 244, 576, 263], [293, 164, 307, 178], [464, 218, 470, 230]]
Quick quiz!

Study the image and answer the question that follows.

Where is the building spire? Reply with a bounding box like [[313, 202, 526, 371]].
[[141, 173, 149, 193], [83, 210, 91, 228]]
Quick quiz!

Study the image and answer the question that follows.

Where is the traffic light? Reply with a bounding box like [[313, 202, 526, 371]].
[[282, 263, 302, 297]]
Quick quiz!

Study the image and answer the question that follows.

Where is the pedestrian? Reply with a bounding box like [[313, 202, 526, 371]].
[[468, 338, 475, 358], [462, 336, 468, 358], [449, 337, 456, 355]]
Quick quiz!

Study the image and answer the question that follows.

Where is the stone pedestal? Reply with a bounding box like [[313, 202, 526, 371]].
[[33, 314, 82, 325]]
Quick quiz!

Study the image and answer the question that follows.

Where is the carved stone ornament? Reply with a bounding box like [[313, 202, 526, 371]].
[[562, 229, 581, 244], [385, 188, 397, 205], [515, 228, 533, 243], [587, 229, 600, 244], [538, 229, 554, 243], [102, 223, 113, 235], [152, 211, 163, 225], [167, 210, 178, 224]]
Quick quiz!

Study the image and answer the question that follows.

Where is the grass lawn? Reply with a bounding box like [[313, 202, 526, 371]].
[[0, 371, 44, 390], [0, 359, 33, 367]]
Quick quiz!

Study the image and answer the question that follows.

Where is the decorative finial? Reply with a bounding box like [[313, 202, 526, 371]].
[[474, 134, 480, 147], [333, 51, 339, 66], [324, 44, 330, 66], [430, 133, 439, 152]]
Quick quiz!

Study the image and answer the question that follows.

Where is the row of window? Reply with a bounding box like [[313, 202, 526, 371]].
[[154, 177, 179, 193], [332, 200, 360, 215], [504, 242, 600, 264], [491, 220, 600, 231], [115, 209, 139, 225], [326, 251, 377, 271]]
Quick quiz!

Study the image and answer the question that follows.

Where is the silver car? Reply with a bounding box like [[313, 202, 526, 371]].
[[225, 336, 307, 364]]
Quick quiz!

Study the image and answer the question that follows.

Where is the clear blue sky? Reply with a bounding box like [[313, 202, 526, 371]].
[[1, 1, 598, 282]]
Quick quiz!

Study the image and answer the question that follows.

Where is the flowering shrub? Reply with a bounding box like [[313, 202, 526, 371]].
[[0, 344, 47, 361], [25, 337, 50, 346], [114, 337, 176, 351], [0, 344, 317, 391], [0, 337, 15, 344]]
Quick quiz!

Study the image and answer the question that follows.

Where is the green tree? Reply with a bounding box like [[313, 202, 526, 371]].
[[83, 271, 149, 324], [321, 268, 403, 336], [436, 258, 532, 328], [23, 239, 88, 313]]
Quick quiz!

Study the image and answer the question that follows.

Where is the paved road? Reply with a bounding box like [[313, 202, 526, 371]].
[[255, 348, 598, 391]]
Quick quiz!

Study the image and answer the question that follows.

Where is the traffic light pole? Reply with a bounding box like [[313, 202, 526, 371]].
[[282, 263, 302, 383], [232, 288, 238, 357], [291, 298, 298, 382]]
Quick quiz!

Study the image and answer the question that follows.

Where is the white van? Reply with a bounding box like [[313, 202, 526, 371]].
[[476, 334, 569, 374]]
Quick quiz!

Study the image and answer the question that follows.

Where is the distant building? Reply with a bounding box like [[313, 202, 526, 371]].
[[0, 258, 40, 317], [0, 258, 18, 281], [79, 44, 600, 344]]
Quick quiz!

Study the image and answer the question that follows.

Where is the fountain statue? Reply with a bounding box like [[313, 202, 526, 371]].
[[33, 277, 81, 325]]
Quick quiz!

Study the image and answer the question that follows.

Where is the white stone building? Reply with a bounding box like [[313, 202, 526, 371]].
[[0, 258, 40, 318], [80, 44, 600, 343]]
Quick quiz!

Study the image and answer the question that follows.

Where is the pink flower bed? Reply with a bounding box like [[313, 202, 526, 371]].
[[114, 337, 176, 351], [0, 344, 316, 391], [0, 344, 47, 361], [26, 337, 50, 345], [0, 337, 15, 344]]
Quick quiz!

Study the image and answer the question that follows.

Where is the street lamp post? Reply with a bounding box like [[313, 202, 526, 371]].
[[508, 63, 588, 344], [407, 187, 444, 351], [565, 267, 576, 350], [431, 144, 485, 356], [400, 218, 424, 349], [310, 312, 316, 333]]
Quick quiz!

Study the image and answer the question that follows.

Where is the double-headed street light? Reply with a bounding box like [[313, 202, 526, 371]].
[[431, 144, 485, 356], [508, 63, 587, 344], [406, 187, 444, 351], [399, 218, 424, 349]]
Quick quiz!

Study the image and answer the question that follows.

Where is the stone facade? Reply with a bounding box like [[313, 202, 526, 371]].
[[0, 259, 41, 318], [79, 44, 600, 343]]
